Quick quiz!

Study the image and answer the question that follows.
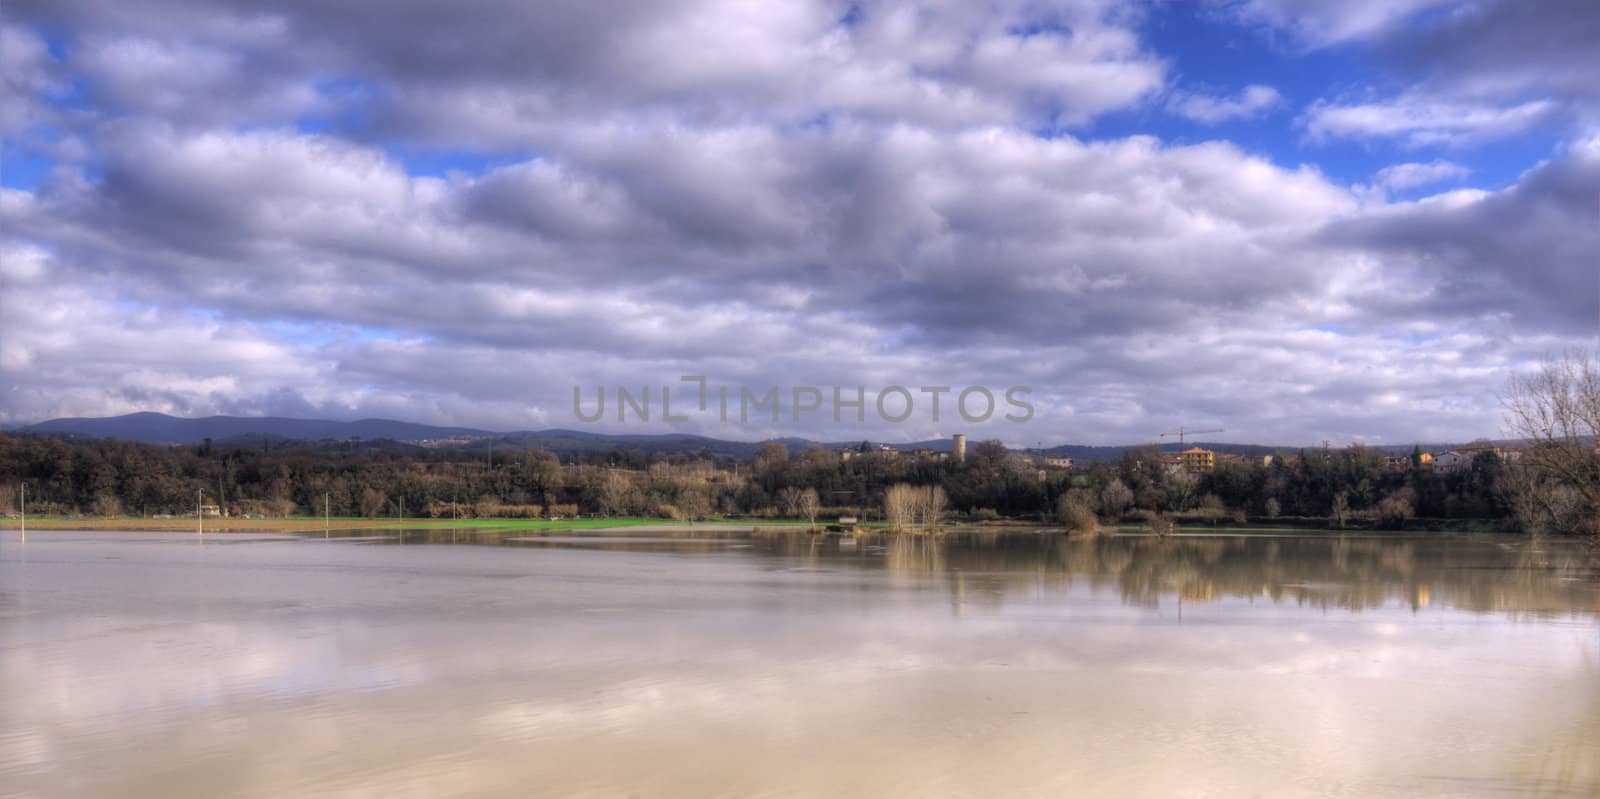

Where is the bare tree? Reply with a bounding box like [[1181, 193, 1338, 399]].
[[1503, 350, 1600, 538], [778, 486, 804, 518], [796, 488, 820, 530], [884, 483, 918, 531], [916, 485, 947, 533], [1376, 489, 1416, 529], [678, 487, 712, 525], [599, 471, 637, 517], [359, 487, 386, 518], [1141, 510, 1174, 537]]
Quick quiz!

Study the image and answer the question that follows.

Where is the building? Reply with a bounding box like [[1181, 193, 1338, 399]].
[[1042, 455, 1073, 469], [952, 434, 967, 464], [1385, 451, 1433, 472], [1180, 447, 1215, 473], [1432, 450, 1470, 472]]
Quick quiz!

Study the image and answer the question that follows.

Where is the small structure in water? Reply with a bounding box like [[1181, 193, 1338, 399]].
[[823, 515, 860, 534]]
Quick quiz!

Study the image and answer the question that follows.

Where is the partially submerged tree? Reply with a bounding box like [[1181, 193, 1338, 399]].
[[884, 484, 918, 531], [1140, 509, 1174, 537], [798, 487, 820, 530], [778, 486, 804, 518], [918, 485, 947, 533], [1503, 350, 1600, 538], [883, 483, 944, 533]]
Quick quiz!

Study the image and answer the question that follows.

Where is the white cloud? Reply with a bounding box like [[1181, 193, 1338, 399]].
[[0, 1, 1594, 444], [1304, 97, 1556, 146], [1223, 0, 1464, 47], [1166, 84, 1282, 124], [5, 116, 1592, 443], [1373, 160, 1470, 191]]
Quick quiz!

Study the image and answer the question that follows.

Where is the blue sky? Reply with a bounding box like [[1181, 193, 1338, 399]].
[[1, 0, 1596, 445]]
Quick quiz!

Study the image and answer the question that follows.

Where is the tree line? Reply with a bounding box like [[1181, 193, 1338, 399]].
[[1, 352, 1593, 537]]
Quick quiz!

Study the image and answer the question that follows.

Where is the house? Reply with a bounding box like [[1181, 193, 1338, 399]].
[[1433, 450, 1470, 472], [1042, 455, 1073, 469], [1385, 451, 1433, 472], [1180, 447, 1215, 473], [198, 504, 222, 518]]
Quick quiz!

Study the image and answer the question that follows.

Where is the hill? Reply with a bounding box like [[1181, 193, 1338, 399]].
[[14, 412, 1495, 462]]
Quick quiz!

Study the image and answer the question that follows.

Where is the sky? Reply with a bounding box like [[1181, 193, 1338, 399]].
[[1, 0, 1597, 447]]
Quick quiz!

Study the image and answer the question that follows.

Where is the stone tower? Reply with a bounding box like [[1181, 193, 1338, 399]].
[[952, 433, 967, 464]]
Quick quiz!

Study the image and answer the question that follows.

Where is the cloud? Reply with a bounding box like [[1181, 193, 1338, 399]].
[[1219, 0, 1461, 47], [1320, 145, 1600, 338], [8, 0, 1167, 139], [1278, 1, 1598, 147], [4, 112, 1591, 443], [1372, 160, 1469, 191], [1303, 97, 1556, 146], [1166, 84, 1281, 124], [0, 1, 1592, 445]]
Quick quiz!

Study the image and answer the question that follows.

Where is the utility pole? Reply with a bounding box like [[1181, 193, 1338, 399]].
[[19, 483, 25, 544], [324, 492, 330, 539], [197, 489, 204, 537]]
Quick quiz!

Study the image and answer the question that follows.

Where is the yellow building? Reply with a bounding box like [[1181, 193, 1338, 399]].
[[1180, 447, 1215, 473]]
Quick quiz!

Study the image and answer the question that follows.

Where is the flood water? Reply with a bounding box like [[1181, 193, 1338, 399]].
[[2, 528, 1598, 798]]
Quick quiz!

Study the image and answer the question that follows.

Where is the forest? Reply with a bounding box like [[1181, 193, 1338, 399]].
[[0, 431, 1536, 533]]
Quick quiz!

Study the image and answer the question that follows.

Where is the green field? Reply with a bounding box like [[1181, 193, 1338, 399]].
[[0, 515, 811, 534]]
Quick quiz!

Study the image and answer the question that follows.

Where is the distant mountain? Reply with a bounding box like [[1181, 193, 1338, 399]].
[[11, 412, 1496, 462], [19, 412, 491, 445], [12, 413, 823, 458]]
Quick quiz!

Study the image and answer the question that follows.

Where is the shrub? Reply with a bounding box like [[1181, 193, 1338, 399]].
[[1376, 495, 1415, 529], [1055, 490, 1099, 535], [1139, 509, 1175, 537]]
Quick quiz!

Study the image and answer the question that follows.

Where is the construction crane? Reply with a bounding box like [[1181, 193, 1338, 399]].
[[1159, 426, 1224, 449]]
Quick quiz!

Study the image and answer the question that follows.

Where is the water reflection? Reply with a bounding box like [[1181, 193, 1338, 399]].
[[493, 529, 1599, 618], [1, 529, 1597, 798]]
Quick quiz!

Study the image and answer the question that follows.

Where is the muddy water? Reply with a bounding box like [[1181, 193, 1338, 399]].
[[2, 529, 1597, 797]]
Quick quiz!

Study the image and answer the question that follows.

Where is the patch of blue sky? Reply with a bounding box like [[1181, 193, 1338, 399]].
[[1068, 3, 1563, 200], [1, 145, 56, 190], [386, 146, 538, 179], [259, 319, 417, 347]]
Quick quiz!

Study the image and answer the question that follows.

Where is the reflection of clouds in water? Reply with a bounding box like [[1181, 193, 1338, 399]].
[[1, 532, 1598, 797]]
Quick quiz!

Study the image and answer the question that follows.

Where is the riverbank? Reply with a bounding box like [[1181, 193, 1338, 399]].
[[0, 514, 1530, 538], [0, 515, 808, 534]]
